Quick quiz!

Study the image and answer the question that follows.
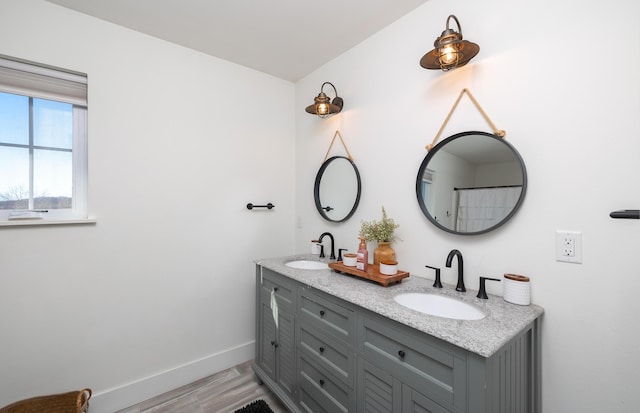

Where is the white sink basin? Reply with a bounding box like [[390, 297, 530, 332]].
[[394, 293, 486, 320], [285, 260, 328, 270]]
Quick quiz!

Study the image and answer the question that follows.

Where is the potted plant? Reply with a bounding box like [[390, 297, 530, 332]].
[[359, 206, 399, 265]]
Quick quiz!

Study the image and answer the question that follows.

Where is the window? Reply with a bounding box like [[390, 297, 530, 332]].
[[0, 55, 87, 222], [421, 168, 435, 218]]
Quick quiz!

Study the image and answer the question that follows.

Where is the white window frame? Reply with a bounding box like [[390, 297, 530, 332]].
[[0, 55, 91, 226]]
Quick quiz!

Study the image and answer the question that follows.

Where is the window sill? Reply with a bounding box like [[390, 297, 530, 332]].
[[0, 217, 97, 227]]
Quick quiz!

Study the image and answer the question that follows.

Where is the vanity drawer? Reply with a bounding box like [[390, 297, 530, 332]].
[[299, 287, 355, 346], [299, 324, 354, 387], [299, 354, 354, 413], [359, 313, 467, 411]]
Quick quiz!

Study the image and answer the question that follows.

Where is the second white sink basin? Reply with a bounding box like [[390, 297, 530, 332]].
[[394, 292, 486, 320], [285, 260, 328, 270]]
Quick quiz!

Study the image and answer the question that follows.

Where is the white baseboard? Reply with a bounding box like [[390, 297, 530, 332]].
[[89, 341, 255, 413]]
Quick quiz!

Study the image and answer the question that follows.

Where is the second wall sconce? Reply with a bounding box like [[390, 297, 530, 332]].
[[305, 82, 344, 118], [420, 15, 479, 71]]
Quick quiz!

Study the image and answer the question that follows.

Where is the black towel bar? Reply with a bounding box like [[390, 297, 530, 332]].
[[609, 209, 639, 219], [247, 203, 275, 210]]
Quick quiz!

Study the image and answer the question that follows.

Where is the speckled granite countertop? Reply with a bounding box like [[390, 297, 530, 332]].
[[256, 254, 544, 358]]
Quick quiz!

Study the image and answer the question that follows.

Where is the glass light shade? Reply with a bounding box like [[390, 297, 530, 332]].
[[316, 102, 330, 117], [439, 45, 458, 65]]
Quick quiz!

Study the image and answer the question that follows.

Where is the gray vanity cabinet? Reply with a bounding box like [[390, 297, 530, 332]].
[[254, 264, 540, 413], [254, 267, 298, 409]]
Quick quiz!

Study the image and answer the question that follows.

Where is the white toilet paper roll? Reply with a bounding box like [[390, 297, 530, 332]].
[[503, 273, 531, 306]]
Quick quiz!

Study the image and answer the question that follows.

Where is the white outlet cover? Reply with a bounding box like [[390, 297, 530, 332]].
[[556, 230, 583, 264]]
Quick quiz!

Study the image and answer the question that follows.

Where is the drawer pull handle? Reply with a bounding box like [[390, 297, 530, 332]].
[[398, 350, 406, 359], [270, 341, 279, 348], [319, 310, 325, 317], [319, 379, 325, 386], [273, 287, 279, 292], [319, 347, 325, 353]]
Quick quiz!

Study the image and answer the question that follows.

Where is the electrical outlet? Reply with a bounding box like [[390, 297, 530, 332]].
[[561, 235, 575, 257], [556, 231, 582, 263]]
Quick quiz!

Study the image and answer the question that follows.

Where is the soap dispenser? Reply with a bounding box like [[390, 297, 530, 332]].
[[356, 237, 368, 271]]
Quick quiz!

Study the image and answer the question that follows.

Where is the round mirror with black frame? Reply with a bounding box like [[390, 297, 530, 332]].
[[416, 131, 527, 235], [314, 156, 362, 222]]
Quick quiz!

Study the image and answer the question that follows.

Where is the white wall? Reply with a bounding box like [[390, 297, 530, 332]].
[[0, 1, 295, 412], [295, 0, 640, 411]]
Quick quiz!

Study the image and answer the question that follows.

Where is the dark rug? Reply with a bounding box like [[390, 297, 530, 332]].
[[233, 399, 274, 413]]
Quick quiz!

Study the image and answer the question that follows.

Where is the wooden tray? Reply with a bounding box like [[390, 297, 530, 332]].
[[328, 261, 410, 287]]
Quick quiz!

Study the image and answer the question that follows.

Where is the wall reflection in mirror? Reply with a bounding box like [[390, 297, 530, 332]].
[[315, 156, 362, 222], [416, 131, 527, 235]]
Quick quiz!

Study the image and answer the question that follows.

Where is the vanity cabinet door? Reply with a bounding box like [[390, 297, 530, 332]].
[[273, 308, 296, 396], [357, 357, 453, 413], [257, 300, 277, 378], [357, 356, 401, 412], [402, 383, 452, 413], [358, 312, 466, 413], [255, 268, 297, 403]]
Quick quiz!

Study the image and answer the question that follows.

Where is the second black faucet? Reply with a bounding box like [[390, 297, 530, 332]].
[[446, 249, 465, 292], [318, 232, 335, 260]]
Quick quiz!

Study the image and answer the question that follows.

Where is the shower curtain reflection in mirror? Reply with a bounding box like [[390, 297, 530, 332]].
[[453, 186, 522, 232]]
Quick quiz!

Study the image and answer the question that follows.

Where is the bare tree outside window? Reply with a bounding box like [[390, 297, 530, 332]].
[[0, 185, 28, 209]]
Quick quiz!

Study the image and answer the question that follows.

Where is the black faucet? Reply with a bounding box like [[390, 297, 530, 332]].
[[318, 232, 336, 260], [446, 249, 465, 292], [338, 248, 347, 261]]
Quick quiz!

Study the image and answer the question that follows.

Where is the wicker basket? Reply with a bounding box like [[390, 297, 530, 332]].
[[0, 389, 91, 413]]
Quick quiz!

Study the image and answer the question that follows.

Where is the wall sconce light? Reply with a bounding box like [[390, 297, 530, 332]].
[[420, 15, 479, 71], [305, 82, 344, 118]]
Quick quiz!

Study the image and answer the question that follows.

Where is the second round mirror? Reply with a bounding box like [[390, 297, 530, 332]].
[[416, 131, 527, 235]]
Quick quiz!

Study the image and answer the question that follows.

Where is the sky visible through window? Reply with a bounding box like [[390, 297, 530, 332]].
[[0, 92, 73, 206]]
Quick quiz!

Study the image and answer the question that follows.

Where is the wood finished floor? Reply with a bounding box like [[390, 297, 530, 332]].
[[115, 361, 288, 413]]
